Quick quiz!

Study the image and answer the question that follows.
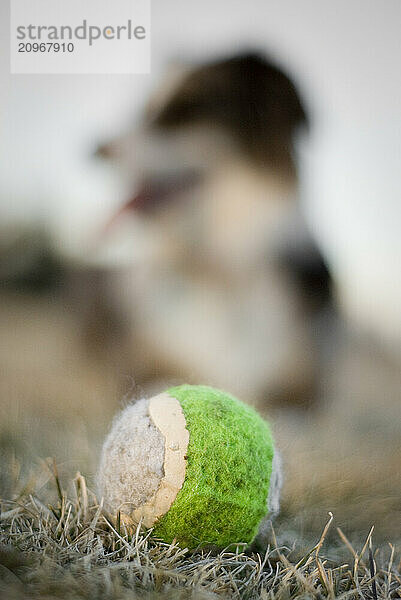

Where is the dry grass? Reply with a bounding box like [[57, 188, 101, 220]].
[[0, 465, 400, 600], [1, 293, 401, 598]]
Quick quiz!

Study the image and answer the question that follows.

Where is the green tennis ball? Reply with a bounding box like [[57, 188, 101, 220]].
[[97, 385, 280, 550]]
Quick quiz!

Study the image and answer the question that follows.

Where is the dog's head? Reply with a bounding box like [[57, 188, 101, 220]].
[[98, 52, 309, 270], [149, 52, 307, 177]]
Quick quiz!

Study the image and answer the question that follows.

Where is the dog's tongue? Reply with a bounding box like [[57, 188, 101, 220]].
[[100, 171, 201, 237], [98, 191, 148, 238], [121, 191, 152, 213]]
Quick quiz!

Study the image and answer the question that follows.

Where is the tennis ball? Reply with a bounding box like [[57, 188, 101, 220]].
[[97, 385, 281, 549]]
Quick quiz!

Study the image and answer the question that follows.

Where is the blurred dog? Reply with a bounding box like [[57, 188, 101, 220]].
[[97, 52, 331, 407]]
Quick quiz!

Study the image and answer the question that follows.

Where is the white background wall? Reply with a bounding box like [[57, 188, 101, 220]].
[[1, 0, 400, 347]]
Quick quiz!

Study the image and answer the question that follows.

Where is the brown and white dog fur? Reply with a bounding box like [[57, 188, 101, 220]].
[[96, 53, 331, 408]]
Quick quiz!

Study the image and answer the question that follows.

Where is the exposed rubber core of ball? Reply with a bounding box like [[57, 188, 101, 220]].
[[153, 385, 274, 549], [130, 393, 189, 527]]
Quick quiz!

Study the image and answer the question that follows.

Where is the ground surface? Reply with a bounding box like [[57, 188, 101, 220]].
[[1, 292, 401, 598], [1, 472, 400, 600]]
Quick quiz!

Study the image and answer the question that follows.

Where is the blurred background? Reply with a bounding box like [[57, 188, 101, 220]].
[[1, 0, 400, 548]]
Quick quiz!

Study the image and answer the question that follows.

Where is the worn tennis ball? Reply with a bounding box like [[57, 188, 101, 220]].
[[97, 385, 281, 549]]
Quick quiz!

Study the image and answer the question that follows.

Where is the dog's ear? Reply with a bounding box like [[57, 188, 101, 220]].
[[153, 52, 308, 178]]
